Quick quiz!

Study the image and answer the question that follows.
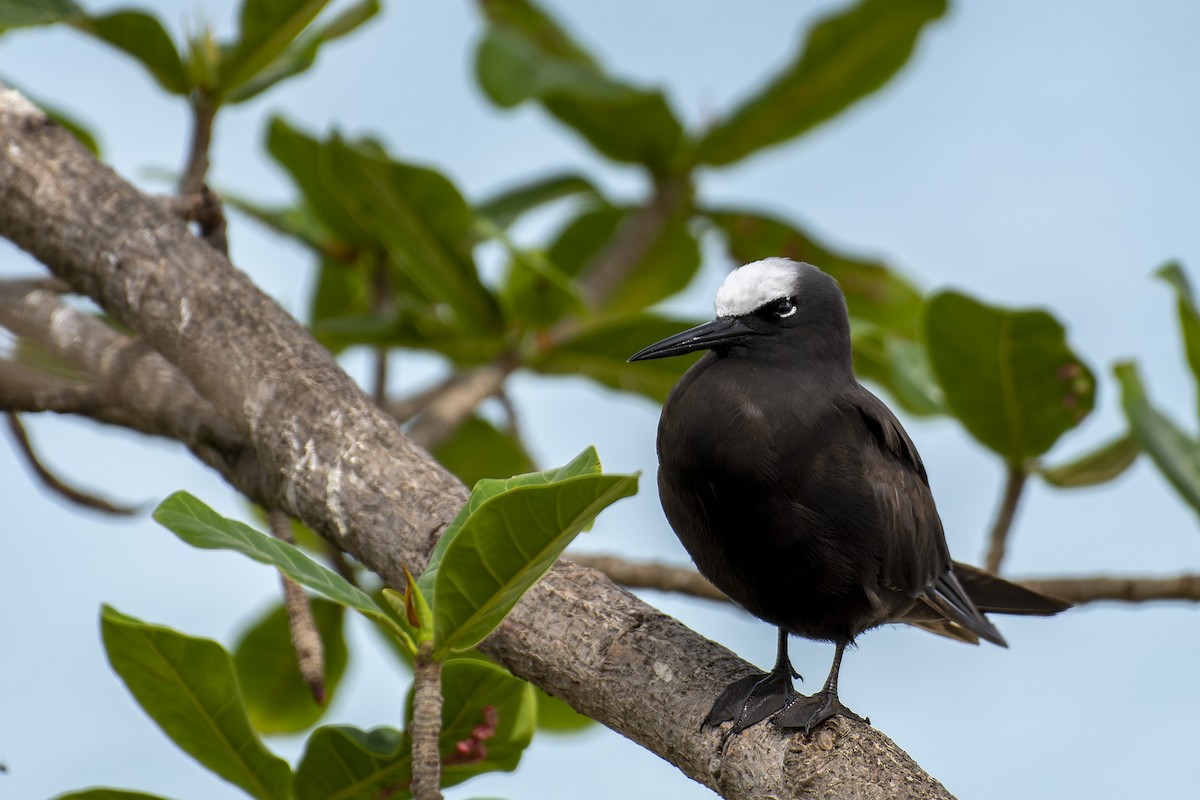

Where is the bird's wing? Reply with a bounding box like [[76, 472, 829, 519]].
[[835, 386, 947, 599]]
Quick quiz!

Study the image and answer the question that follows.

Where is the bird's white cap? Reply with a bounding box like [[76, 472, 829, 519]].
[[714, 258, 802, 318]]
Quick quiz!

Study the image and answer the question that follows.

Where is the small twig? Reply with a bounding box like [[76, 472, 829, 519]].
[[571, 552, 1200, 607], [268, 510, 326, 705], [4, 412, 137, 515], [371, 258, 393, 405], [984, 463, 1029, 574], [178, 96, 216, 197], [158, 187, 229, 255], [409, 642, 445, 800], [577, 174, 689, 310], [405, 358, 519, 450]]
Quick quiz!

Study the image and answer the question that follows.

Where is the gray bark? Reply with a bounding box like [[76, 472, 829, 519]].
[[0, 85, 953, 800]]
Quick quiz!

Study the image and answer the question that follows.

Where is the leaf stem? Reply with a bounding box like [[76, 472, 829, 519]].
[[410, 643, 444, 800], [984, 463, 1029, 573]]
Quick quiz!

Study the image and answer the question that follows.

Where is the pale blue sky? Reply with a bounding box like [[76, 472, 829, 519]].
[[2, 1, 1199, 798]]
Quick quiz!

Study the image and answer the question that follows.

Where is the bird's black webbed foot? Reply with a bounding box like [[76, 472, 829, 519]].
[[771, 688, 867, 733], [703, 666, 799, 734]]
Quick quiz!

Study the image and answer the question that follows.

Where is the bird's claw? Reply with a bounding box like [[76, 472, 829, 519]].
[[703, 669, 799, 737], [771, 690, 866, 733]]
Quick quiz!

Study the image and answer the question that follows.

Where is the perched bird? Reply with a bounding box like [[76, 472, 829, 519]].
[[628, 258, 1069, 734]]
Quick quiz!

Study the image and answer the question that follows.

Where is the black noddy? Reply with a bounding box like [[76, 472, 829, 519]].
[[629, 258, 1070, 734]]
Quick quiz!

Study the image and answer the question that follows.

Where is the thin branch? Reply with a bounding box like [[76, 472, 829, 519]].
[[178, 96, 216, 197], [984, 463, 1029, 573], [4, 412, 137, 515], [409, 644, 445, 800], [572, 552, 1200, 607], [0, 374, 105, 415], [405, 358, 519, 449], [269, 510, 327, 705], [577, 174, 689, 310]]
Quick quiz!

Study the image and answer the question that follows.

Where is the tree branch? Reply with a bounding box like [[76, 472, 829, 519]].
[[570, 553, 1200, 607], [4, 412, 138, 515], [984, 463, 1028, 573], [0, 84, 954, 799], [269, 510, 327, 705]]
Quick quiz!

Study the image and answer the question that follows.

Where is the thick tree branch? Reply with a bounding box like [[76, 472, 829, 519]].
[[0, 85, 953, 799]]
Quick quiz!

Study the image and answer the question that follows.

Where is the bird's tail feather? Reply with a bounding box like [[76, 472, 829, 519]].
[[952, 561, 1073, 616], [925, 569, 1008, 647]]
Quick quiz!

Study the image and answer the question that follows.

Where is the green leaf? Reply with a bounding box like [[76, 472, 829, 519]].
[[52, 791, 173, 800], [923, 291, 1095, 462], [217, 0, 329, 97], [1156, 262, 1200, 422], [530, 313, 705, 402], [706, 207, 924, 338], [421, 448, 603, 596], [293, 661, 534, 799], [0, 0, 81, 31], [293, 725, 410, 800], [476, 171, 599, 231], [99, 606, 291, 800], [698, 0, 947, 166], [266, 117, 375, 247], [234, 599, 349, 734], [1115, 361, 1200, 515], [852, 324, 945, 416], [1037, 431, 1140, 488], [428, 469, 638, 657], [475, 0, 684, 171], [224, 0, 381, 104], [533, 687, 593, 733], [433, 415, 536, 489], [152, 492, 412, 649], [71, 11, 190, 95], [318, 134, 504, 334]]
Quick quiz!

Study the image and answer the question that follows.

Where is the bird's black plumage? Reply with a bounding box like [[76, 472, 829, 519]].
[[629, 259, 1069, 734]]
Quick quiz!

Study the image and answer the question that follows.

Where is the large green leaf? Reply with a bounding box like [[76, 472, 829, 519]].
[[1037, 431, 1140, 488], [0, 3, 190, 95], [266, 118, 375, 247], [475, 0, 684, 172], [421, 448, 603, 596], [706, 207, 924, 338], [318, 134, 504, 334], [476, 171, 599, 231], [234, 599, 350, 734], [923, 291, 1095, 462], [152, 492, 412, 648], [224, 0, 380, 104], [432, 415, 536, 489], [530, 313, 705, 402], [53, 791, 172, 800], [1156, 262, 1200, 422], [426, 469, 638, 657], [293, 661, 534, 799], [99, 606, 291, 800], [698, 0, 947, 166], [72, 11, 190, 95], [1115, 361, 1200, 516], [217, 0, 329, 96]]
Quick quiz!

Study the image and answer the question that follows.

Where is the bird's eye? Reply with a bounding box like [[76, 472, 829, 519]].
[[766, 297, 797, 320]]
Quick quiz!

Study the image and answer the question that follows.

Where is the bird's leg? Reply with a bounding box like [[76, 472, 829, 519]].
[[704, 628, 801, 735], [772, 641, 867, 733]]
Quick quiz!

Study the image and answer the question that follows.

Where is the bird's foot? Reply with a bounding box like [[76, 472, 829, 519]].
[[703, 668, 799, 736], [771, 689, 867, 733]]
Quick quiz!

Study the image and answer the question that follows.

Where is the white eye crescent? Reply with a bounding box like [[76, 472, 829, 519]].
[[774, 299, 797, 319]]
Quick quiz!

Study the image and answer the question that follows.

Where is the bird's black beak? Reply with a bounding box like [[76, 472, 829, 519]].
[[627, 316, 756, 362]]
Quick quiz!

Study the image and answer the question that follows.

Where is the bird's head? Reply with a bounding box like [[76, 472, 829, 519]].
[[627, 258, 850, 363]]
